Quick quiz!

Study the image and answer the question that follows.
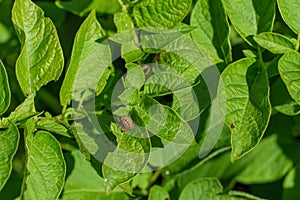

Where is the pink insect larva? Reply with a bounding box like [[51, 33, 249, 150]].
[[116, 116, 133, 132]]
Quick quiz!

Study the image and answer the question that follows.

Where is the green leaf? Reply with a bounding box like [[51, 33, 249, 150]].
[[270, 77, 300, 116], [175, 149, 233, 190], [148, 185, 170, 200], [5, 94, 38, 125], [121, 43, 145, 63], [270, 77, 294, 106], [159, 146, 200, 178], [176, 118, 294, 189], [179, 178, 224, 200], [132, 96, 196, 145], [144, 68, 195, 95], [124, 65, 145, 89], [273, 101, 300, 116], [117, 76, 197, 143], [102, 123, 151, 193], [71, 108, 114, 160], [0, 121, 19, 190], [228, 191, 266, 200], [60, 10, 111, 106], [139, 29, 213, 84], [143, 66, 201, 120], [114, 11, 144, 62], [191, 0, 231, 63], [171, 87, 200, 121], [179, 178, 262, 200], [0, 23, 11, 43], [133, 0, 192, 28], [118, 87, 140, 106], [277, 0, 300, 33], [55, 0, 121, 16], [217, 58, 271, 161], [113, 12, 136, 44], [157, 52, 204, 85], [198, 99, 231, 158], [24, 120, 66, 199], [278, 51, 300, 105], [132, 169, 152, 190], [114, 11, 135, 32], [243, 50, 257, 58], [283, 162, 300, 200], [37, 118, 73, 138], [254, 32, 295, 54], [266, 55, 281, 78], [222, 0, 276, 45], [96, 64, 113, 96], [12, 0, 64, 96], [168, 147, 231, 190], [62, 150, 130, 200], [0, 60, 11, 115], [234, 135, 293, 184], [148, 141, 194, 171]]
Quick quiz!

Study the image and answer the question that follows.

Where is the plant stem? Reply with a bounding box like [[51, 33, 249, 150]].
[[0, 119, 4, 128], [62, 105, 67, 117], [19, 160, 28, 199], [148, 170, 161, 186], [133, 189, 148, 196], [117, 0, 127, 10], [19, 128, 30, 199], [296, 32, 300, 52]]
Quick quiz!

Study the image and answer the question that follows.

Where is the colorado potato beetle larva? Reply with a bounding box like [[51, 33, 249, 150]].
[[116, 116, 133, 132]]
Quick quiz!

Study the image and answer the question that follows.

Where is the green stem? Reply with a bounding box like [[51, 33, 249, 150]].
[[117, 0, 127, 10], [19, 160, 28, 199], [133, 189, 148, 196], [148, 170, 161, 187], [69, 125, 91, 161], [19, 128, 30, 199], [296, 32, 300, 52], [0, 119, 4, 128], [61, 105, 67, 118], [77, 98, 84, 111]]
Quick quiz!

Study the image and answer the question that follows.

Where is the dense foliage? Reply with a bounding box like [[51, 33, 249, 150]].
[[0, 0, 300, 199]]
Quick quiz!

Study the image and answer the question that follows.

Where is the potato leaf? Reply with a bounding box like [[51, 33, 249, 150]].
[[0, 60, 11, 115], [218, 58, 271, 161], [12, 0, 64, 96]]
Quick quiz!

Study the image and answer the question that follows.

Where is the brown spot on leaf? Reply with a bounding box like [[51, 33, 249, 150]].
[[230, 123, 235, 129]]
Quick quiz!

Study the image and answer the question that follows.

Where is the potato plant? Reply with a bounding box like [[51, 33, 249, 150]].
[[0, 0, 300, 199]]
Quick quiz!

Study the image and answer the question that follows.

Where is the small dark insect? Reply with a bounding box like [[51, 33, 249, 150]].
[[230, 123, 235, 129], [116, 116, 133, 132]]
